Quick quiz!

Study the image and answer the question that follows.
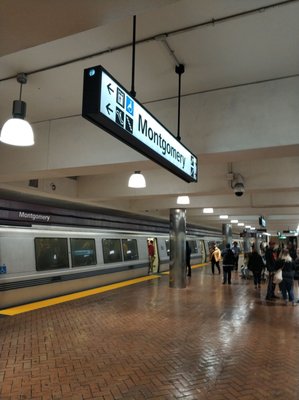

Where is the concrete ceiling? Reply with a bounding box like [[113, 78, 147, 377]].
[[1, 0, 299, 237]]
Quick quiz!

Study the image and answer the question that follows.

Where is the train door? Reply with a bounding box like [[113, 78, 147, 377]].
[[147, 238, 159, 273]]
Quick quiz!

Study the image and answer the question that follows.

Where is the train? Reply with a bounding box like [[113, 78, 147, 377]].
[[0, 192, 241, 309]]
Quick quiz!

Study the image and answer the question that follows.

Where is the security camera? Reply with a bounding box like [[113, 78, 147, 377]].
[[233, 182, 245, 197], [228, 172, 245, 197]]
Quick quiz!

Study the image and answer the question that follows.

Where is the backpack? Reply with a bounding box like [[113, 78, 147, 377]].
[[223, 249, 235, 265]]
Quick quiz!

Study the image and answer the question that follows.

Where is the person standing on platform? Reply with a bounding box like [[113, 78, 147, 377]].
[[247, 245, 264, 289], [277, 248, 295, 305], [210, 242, 221, 275], [232, 241, 241, 271], [148, 240, 155, 274], [221, 243, 235, 284], [265, 240, 279, 300], [294, 248, 299, 303], [287, 241, 297, 261], [186, 241, 192, 277]]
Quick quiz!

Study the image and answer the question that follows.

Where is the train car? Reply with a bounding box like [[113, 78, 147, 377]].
[[0, 193, 226, 309]]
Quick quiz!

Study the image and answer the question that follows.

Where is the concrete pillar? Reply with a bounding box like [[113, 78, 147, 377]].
[[243, 232, 252, 253], [222, 223, 232, 246], [255, 233, 262, 255], [169, 208, 186, 288]]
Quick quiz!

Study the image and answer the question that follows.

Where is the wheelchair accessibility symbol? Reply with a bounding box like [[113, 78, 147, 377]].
[[126, 97, 134, 116]]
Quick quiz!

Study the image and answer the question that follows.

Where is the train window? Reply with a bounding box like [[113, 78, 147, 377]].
[[102, 239, 122, 263], [165, 240, 170, 256], [70, 238, 97, 267], [35, 238, 69, 271], [188, 240, 198, 254], [122, 239, 139, 261]]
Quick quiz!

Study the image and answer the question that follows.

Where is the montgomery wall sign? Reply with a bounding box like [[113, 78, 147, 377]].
[[82, 65, 198, 183]]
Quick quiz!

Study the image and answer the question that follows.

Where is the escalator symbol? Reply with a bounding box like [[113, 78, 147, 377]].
[[125, 115, 133, 134]]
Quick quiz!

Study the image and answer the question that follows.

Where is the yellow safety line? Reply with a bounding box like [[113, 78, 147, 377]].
[[0, 263, 209, 316], [0, 275, 160, 316], [161, 262, 208, 275]]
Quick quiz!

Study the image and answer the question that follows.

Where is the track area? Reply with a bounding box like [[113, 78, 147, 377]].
[[1, 263, 299, 399]]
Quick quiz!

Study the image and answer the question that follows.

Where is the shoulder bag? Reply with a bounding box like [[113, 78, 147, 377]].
[[273, 269, 282, 284]]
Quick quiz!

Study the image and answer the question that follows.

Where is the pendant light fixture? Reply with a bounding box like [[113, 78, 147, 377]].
[[0, 73, 34, 146], [128, 171, 146, 188], [176, 195, 190, 205]]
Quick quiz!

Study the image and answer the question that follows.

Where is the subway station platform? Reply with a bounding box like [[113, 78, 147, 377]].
[[1, 265, 299, 400]]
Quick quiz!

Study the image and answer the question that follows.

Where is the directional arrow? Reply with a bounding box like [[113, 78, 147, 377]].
[[107, 83, 114, 95], [106, 103, 113, 115]]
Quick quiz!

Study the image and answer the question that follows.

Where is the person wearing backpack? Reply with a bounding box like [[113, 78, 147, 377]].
[[247, 245, 264, 289], [221, 243, 235, 285]]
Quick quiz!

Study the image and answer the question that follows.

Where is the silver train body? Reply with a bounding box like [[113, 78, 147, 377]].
[[0, 193, 239, 309], [0, 225, 217, 309]]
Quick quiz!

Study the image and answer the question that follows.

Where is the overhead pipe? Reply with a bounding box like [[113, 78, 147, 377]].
[[0, 0, 297, 83]]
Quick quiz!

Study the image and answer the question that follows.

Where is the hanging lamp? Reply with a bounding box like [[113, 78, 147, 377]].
[[177, 195, 190, 205], [128, 171, 146, 188], [0, 73, 34, 146]]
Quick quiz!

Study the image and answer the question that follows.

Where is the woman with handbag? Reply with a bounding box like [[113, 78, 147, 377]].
[[277, 249, 296, 305]]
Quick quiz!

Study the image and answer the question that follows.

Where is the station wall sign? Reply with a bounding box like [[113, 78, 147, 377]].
[[82, 65, 198, 183]]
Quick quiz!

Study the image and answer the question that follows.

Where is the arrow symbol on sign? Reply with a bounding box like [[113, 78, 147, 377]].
[[106, 103, 113, 115], [107, 83, 114, 95]]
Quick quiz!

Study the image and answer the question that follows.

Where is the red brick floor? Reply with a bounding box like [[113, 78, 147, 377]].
[[1, 266, 299, 399]]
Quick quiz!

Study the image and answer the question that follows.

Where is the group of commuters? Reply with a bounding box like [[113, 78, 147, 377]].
[[209, 241, 241, 284], [149, 238, 299, 304], [262, 241, 299, 305], [209, 239, 299, 305], [218, 239, 299, 305]]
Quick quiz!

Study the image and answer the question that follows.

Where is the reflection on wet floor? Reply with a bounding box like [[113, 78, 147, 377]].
[[1, 264, 299, 399]]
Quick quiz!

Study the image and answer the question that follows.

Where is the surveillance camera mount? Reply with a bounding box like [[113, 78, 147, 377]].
[[228, 172, 245, 196], [232, 173, 245, 196]]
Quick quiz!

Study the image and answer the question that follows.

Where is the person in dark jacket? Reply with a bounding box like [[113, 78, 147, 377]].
[[232, 241, 241, 271], [276, 249, 295, 305], [265, 241, 279, 300], [287, 242, 297, 261], [186, 241, 192, 277], [221, 243, 235, 284], [247, 245, 264, 289], [294, 248, 299, 303]]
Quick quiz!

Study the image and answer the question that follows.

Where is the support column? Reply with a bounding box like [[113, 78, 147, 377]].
[[169, 208, 186, 288], [243, 232, 252, 254], [255, 233, 262, 255], [222, 223, 232, 246]]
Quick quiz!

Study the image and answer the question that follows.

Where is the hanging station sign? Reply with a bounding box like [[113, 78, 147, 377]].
[[82, 65, 198, 183]]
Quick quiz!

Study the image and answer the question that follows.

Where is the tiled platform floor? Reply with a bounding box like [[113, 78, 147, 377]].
[[1, 265, 299, 400]]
